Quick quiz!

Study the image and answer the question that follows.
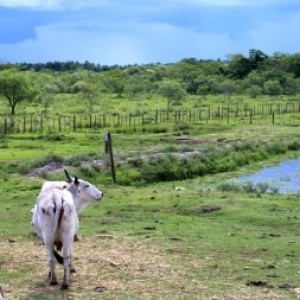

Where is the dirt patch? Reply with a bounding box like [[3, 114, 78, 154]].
[[28, 162, 65, 178]]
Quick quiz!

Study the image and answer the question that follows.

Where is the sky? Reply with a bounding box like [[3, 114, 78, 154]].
[[0, 0, 299, 65]]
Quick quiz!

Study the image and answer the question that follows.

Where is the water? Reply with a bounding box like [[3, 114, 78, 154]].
[[237, 158, 300, 194]]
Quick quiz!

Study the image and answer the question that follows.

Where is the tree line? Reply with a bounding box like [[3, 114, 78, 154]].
[[0, 49, 300, 115]]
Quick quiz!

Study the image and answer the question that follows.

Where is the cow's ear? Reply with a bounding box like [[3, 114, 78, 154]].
[[64, 169, 72, 183], [74, 176, 79, 186]]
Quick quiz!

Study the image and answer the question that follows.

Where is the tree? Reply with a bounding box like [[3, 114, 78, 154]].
[[282, 77, 298, 95], [227, 54, 252, 79], [158, 81, 186, 108], [263, 80, 282, 96], [216, 80, 237, 99], [246, 85, 262, 98], [0, 69, 35, 115], [285, 54, 300, 77], [72, 81, 98, 114], [37, 83, 59, 115], [103, 69, 125, 95], [249, 49, 268, 70], [125, 76, 148, 98], [245, 71, 265, 87]]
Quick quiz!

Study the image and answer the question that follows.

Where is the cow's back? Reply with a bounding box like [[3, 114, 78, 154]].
[[36, 189, 78, 242], [40, 181, 69, 194]]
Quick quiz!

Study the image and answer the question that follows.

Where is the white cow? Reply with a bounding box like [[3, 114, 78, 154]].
[[0, 286, 4, 300], [35, 176, 103, 289], [31, 170, 103, 238]]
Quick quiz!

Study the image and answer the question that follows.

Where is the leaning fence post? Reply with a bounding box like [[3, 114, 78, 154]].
[[105, 131, 116, 184]]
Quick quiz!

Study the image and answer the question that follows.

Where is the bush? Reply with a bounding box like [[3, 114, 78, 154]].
[[217, 181, 270, 194], [287, 140, 300, 151], [265, 141, 286, 155], [217, 181, 242, 192]]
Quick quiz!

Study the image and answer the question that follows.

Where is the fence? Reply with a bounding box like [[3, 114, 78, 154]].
[[1, 102, 300, 134]]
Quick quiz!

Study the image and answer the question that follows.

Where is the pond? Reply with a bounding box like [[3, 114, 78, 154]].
[[237, 158, 300, 194]]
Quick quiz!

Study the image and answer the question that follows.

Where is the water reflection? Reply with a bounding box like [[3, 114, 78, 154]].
[[237, 158, 300, 194]]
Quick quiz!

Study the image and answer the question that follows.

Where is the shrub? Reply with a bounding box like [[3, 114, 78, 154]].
[[287, 140, 300, 151], [217, 181, 270, 194], [217, 181, 242, 192], [265, 141, 286, 155]]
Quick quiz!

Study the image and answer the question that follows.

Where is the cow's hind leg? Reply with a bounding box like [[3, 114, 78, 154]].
[[49, 261, 58, 285], [61, 255, 71, 289], [45, 240, 58, 285], [61, 245, 72, 289]]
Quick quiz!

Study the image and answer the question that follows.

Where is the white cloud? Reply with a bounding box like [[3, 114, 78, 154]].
[[0, 0, 61, 9], [0, 0, 297, 11], [0, 0, 108, 10], [170, 0, 300, 7]]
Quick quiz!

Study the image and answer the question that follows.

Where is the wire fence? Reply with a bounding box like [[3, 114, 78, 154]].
[[1, 102, 300, 134]]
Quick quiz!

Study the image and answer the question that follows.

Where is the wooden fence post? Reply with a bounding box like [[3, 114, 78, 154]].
[[105, 132, 116, 184], [4, 117, 7, 134], [23, 115, 26, 133], [73, 115, 76, 131]]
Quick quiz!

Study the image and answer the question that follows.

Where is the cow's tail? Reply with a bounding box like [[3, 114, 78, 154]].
[[53, 199, 65, 265], [53, 249, 64, 265]]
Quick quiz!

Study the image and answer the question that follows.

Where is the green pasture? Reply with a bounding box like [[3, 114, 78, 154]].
[[0, 91, 298, 116], [1, 102, 300, 298], [1, 173, 300, 299]]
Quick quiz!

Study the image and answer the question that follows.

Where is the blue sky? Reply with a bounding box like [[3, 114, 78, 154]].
[[0, 0, 299, 65]]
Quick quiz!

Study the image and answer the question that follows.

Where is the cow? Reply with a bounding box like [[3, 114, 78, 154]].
[[0, 286, 4, 300], [31, 169, 103, 238], [35, 175, 103, 289]]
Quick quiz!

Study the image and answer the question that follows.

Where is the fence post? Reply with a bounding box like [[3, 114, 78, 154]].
[[40, 115, 43, 133], [105, 132, 116, 184], [227, 106, 230, 124], [23, 115, 26, 133], [4, 117, 7, 134], [73, 115, 76, 131]]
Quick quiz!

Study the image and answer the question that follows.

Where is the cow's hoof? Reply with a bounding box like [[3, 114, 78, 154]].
[[50, 280, 58, 286], [61, 283, 69, 290], [70, 267, 77, 274]]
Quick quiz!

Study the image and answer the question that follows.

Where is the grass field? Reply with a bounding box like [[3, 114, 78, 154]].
[[1, 175, 300, 299], [1, 103, 300, 299]]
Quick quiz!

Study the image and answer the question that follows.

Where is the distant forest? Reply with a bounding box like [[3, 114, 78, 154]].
[[5, 49, 299, 79], [1, 49, 300, 115]]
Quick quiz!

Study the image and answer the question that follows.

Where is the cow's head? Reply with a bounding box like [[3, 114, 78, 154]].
[[64, 169, 103, 214], [74, 176, 103, 202]]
